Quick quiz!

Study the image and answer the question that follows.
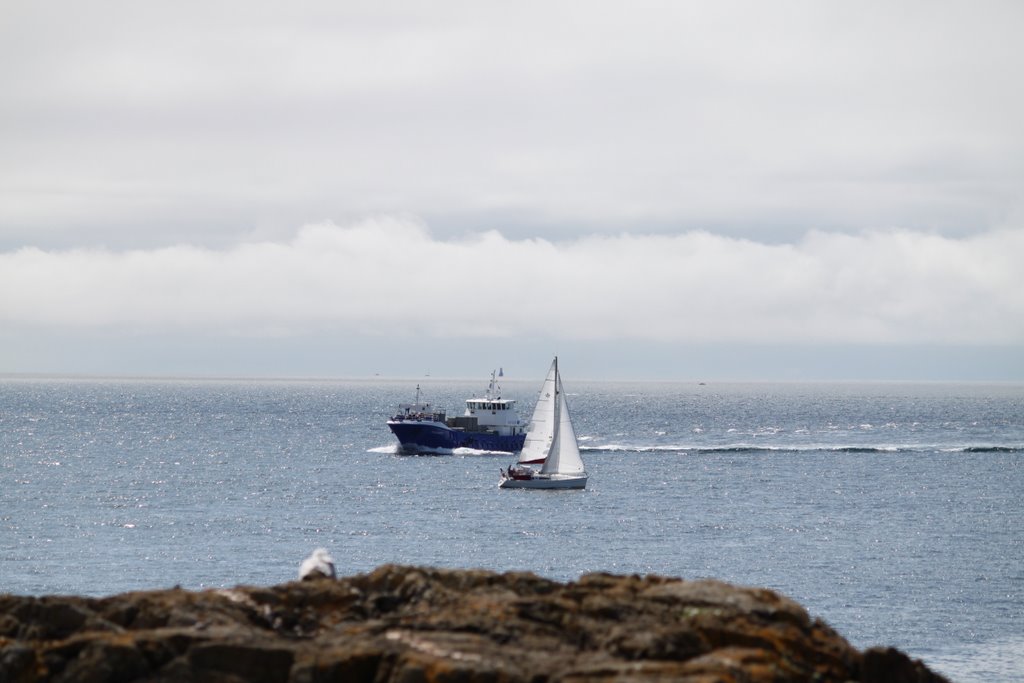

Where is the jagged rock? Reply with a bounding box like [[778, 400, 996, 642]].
[[0, 565, 950, 682]]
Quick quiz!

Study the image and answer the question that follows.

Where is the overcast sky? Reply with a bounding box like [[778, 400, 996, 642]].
[[2, 1, 1022, 380]]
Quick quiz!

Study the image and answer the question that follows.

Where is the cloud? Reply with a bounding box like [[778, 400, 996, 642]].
[[2, 217, 1021, 346], [2, 2, 1023, 248]]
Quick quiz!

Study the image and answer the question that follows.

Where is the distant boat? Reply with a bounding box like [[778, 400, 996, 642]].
[[386, 370, 527, 453], [499, 357, 587, 490]]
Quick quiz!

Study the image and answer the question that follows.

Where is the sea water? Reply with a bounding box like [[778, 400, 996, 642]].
[[1, 377, 1022, 681]]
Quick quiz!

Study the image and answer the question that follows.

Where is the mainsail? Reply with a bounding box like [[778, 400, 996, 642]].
[[517, 358, 557, 464]]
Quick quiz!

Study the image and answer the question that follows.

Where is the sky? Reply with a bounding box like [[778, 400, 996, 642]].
[[1, 1, 1022, 381]]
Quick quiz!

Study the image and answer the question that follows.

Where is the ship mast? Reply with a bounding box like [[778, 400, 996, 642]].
[[488, 369, 501, 399]]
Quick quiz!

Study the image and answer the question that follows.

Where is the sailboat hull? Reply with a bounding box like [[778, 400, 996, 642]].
[[498, 473, 588, 490]]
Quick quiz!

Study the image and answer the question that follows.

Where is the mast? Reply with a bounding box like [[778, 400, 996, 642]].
[[552, 357, 560, 453], [487, 368, 504, 399], [553, 357, 559, 436]]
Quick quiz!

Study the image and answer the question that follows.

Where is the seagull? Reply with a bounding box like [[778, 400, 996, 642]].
[[298, 548, 336, 581]]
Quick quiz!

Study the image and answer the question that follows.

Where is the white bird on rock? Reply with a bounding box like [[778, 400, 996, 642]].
[[298, 548, 336, 581]]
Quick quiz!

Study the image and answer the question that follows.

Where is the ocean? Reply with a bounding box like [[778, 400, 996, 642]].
[[1, 376, 1022, 681]]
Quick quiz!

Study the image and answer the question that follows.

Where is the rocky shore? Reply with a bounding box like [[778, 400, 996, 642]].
[[1, 564, 949, 682]]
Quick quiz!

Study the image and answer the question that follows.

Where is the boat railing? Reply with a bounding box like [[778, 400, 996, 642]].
[[391, 411, 447, 422]]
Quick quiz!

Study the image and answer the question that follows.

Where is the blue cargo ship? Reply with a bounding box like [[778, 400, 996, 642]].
[[387, 370, 526, 453]]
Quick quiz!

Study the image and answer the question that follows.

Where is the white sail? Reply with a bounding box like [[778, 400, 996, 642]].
[[517, 358, 557, 464], [499, 356, 587, 490], [540, 370, 585, 475]]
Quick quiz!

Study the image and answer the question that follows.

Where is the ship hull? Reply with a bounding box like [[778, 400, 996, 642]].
[[498, 473, 588, 489], [387, 420, 526, 453]]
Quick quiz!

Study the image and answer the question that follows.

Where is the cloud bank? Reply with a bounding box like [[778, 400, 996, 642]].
[[3, 217, 1021, 347], [2, 2, 1022, 248]]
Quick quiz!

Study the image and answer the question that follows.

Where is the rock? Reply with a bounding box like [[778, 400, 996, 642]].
[[0, 565, 949, 682]]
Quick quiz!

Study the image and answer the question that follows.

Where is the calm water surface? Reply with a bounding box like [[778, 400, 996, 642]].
[[2, 377, 1022, 681]]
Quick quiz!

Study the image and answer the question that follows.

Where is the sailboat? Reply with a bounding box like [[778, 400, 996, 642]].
[[499, 357, 588, 490]]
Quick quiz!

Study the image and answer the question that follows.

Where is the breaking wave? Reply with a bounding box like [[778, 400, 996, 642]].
[[578, 444, 1023, 455]]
